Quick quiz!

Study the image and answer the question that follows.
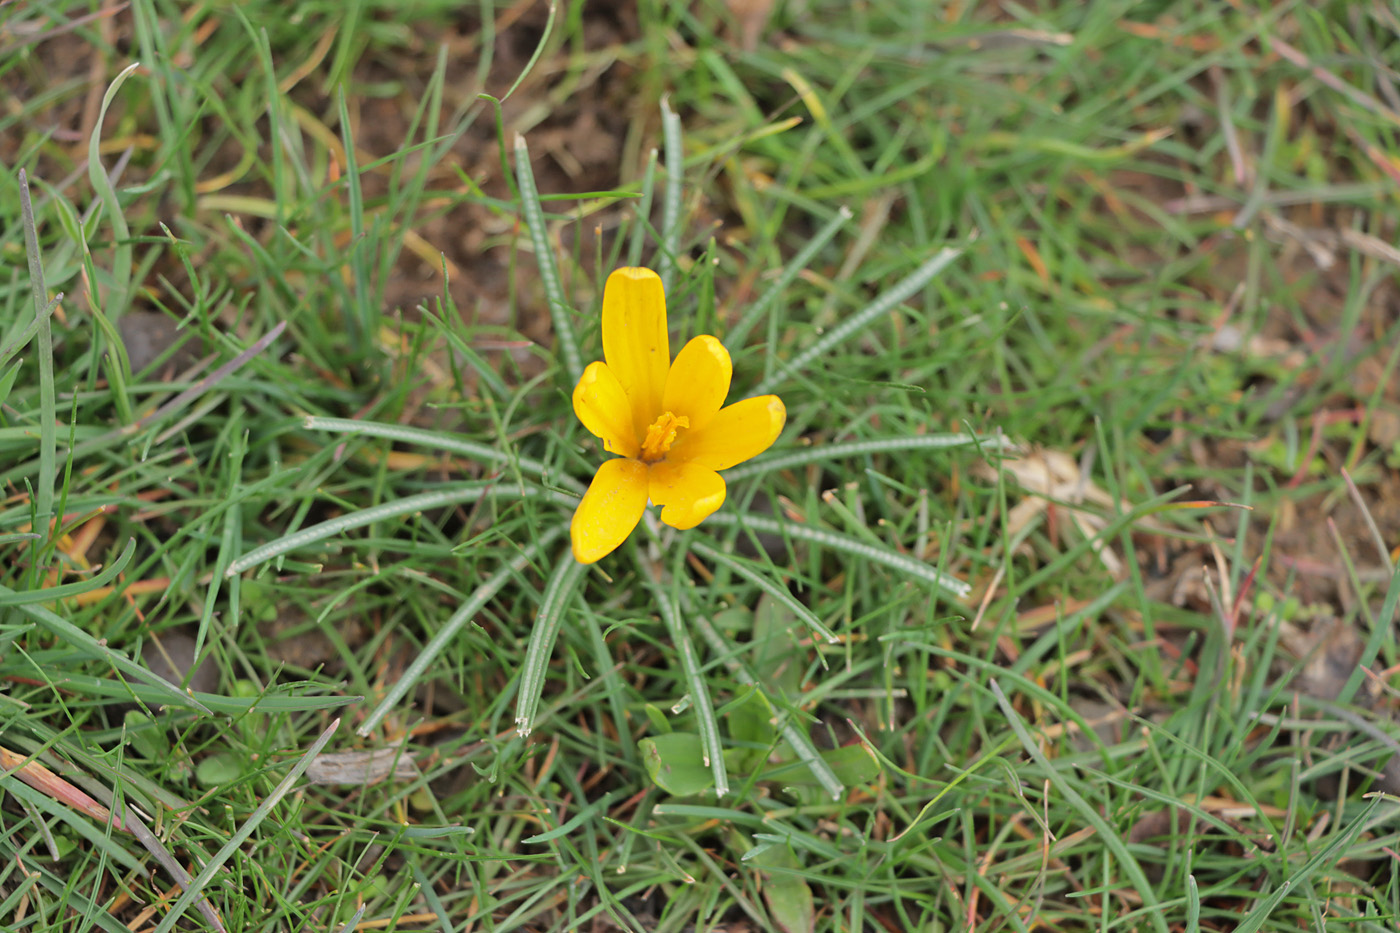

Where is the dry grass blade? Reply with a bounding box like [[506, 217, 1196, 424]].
[[1, 743, 227, 931], [0, 744, 113, 822], [151, 719, 341, 933], [1340, 466, 1393, 571], [121, 320, 288, 436], [1267, 34, 1400, 126]]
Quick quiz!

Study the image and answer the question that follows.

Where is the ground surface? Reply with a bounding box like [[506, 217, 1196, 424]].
[[3, 1, 1400, 931]]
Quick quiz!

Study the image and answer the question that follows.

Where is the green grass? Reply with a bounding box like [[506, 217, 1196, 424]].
[[4, 1, 1400, 930]]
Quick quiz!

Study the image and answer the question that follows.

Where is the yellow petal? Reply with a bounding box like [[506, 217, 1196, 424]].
[[670, 395, 785, 471], [602, 267, 670, 441], [662, 335, 731, 433], [571, 458, 650, 564], [572, 361, 639, 459], [649, 461, 726, 530]]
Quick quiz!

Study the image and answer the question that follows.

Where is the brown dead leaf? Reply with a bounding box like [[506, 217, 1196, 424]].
[[1368, 409, 1400, 449], [1128, 808, 1194, 846], [1204, 323, 1307, 369], [1280, 615, 1366, 703], [977, 447, 1137, 576], [1, 742, 227, 930], [726, 0, 773, 51]]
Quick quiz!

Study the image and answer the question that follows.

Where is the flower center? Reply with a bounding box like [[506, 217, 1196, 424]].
[[639, 411, 689, 462]]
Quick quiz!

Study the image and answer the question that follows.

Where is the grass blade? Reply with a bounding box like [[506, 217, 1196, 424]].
[[703, 511, 970, 599], [723, 432, 1015, 483], [627, 147, 658, 267], [646, 568, 728, 797], [86, 61, 141, 320], [356, 525, 564, 737], [753, 246, 962, 397], [2, 589, 211, 713], [17, 169, 56, 559], [688, 607, 843, 799], [0, 292, 63, 370], [337, 88, 372, 356], [1337, 565, 1400, 706], [151, 719, 341, 933], [226, 482, 576, 576], [121, 321, 287, 438], [514, 131, 582, 386], [11, 738, 229, 932], [991, 680, 1167, 933], [723, 206, 852, 353], [658, 96, 684, 294], [689, 540, 837, 644], [303, 415, 584, 493], [335, 906, 367, 933], [497, 0, 555, 102], [83, 62, 141, 425], [1231, 799, 1379, 933], [515, 552, 588, 736], [0, 538, 135, 605]]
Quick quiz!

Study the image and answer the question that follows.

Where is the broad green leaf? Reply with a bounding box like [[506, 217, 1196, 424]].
[[643, 704, 672, 735], [724, 686, 778, 772], [751, 596, 805, 697], [124, 710, 169, 761], [195, 751, 243, 787], [751, 845, 815, 933], [640, 733, 715, 797], [763, 743, 880, 788]]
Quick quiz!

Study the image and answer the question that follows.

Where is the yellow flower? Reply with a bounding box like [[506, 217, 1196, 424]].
[[570, 267, 786, 564]]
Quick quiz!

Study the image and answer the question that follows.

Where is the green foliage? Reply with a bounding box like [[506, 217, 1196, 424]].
[[3, 1, 1400, 931], [639, 687, 880, 798]]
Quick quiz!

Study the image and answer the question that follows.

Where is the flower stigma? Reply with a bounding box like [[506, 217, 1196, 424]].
[[640, 411, 688, 462]]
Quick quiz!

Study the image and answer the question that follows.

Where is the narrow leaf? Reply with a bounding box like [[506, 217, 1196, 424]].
[[515, 553, 588, 736], [991, 680, 1168, 933], [3, 590, 211, 713], [303, 416, 584, 493], [151, 719, 341, 933], [17, 169, 56, 556], [658, 97, 684, 294], [690, 541, 837, 644], [0, 538, 136, 606], [704, 511, 969, 599], [357, 525, 564, 736], [648, 572, 728, 796], [753, 246, 962, 396], [227, 482, 574, 576], [724, 206, 852, 352], [514, 131, 581, 386], [688, 609, 843, 799]]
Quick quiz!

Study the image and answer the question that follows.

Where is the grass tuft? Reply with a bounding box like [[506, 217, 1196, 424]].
[[4, 2, 1400, 931]]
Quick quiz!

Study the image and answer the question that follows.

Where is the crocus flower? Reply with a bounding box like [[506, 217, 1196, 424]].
[[570, 267, 785, 564]]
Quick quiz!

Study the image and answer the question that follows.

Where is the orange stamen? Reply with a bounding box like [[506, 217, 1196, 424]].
[[640, 412, 688, 462]]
